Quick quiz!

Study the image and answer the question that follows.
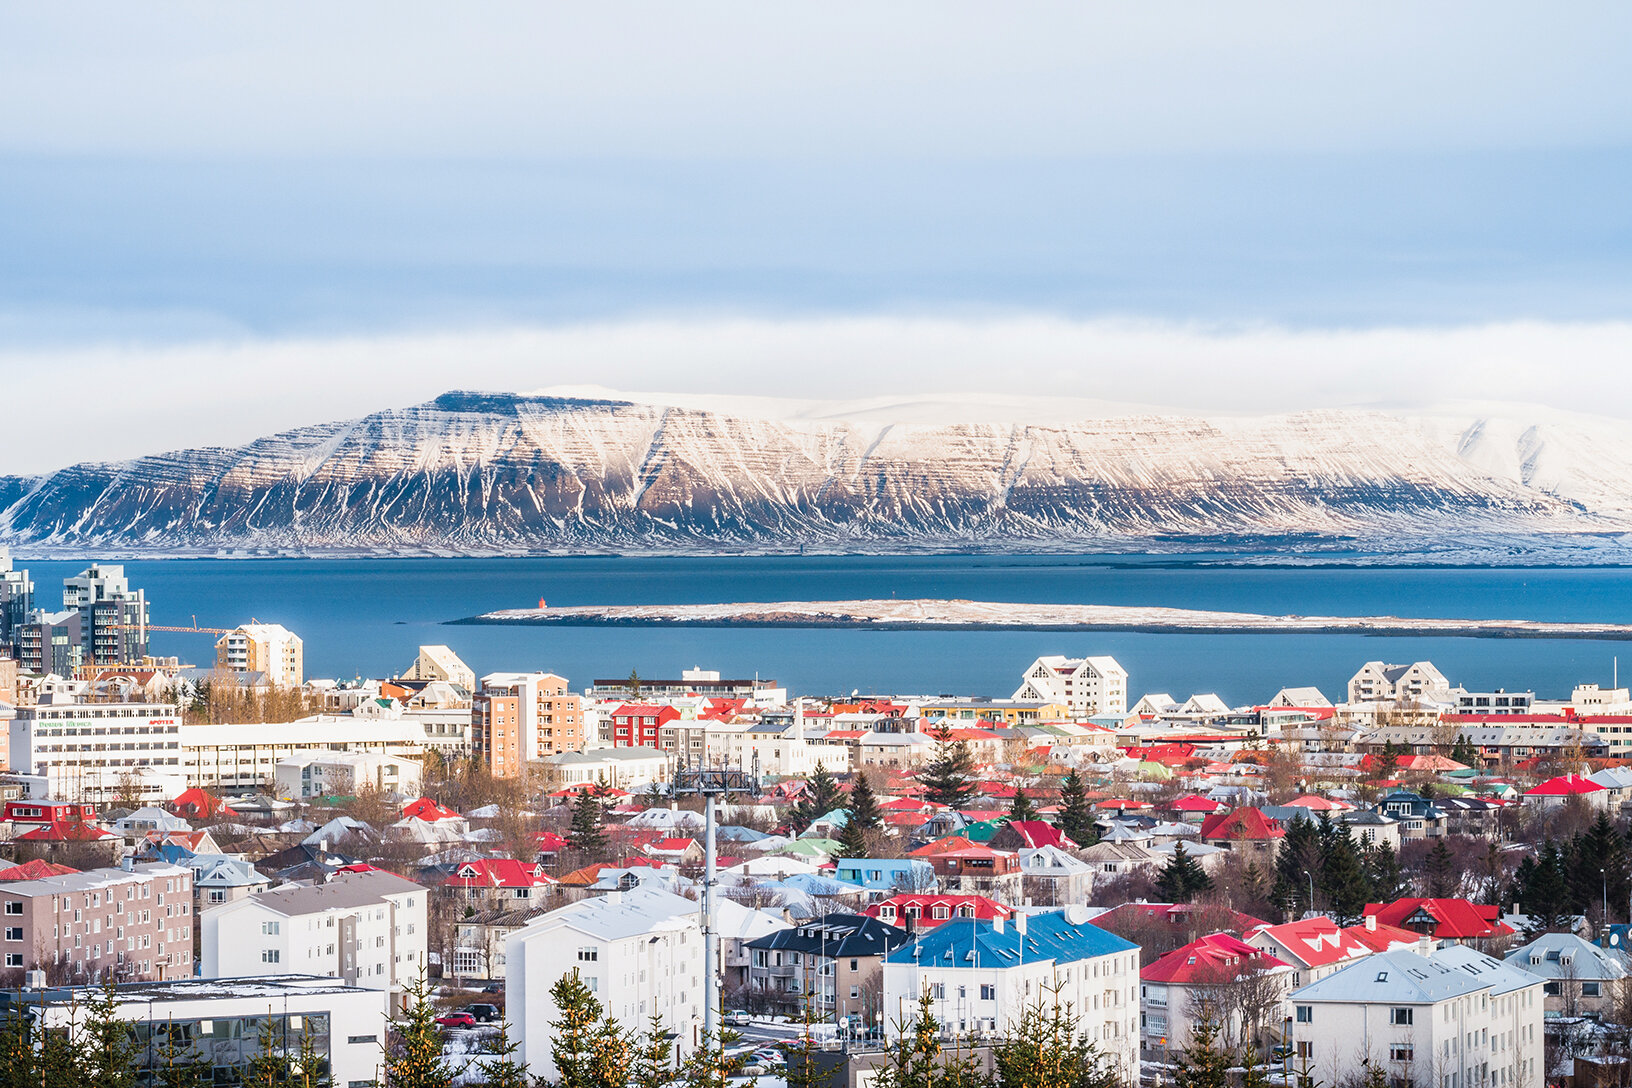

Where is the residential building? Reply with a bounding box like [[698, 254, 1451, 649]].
[[507, 886, 706, 1081], [1245, 916, 1379, 990], [607, 703, 681, 748], [1374, 791, 1449, 839], [589, 670, 782, 702], [472, 672, 584, 777], [401, 645, 476, 692], [918, 845, 1024, 902], [1012, 655, 1129, 719], [1524, 774, 1611, 811], [181, 717, 427, 793], [0, 861, 195, 983], [882, 909, 1140, 1080], [442, 859, 556, 910], [273, 751, 423, 801], [864, 895, 1013, 930], [452, 905, 546, 981], [546, 746, 672, 790], [747, 912, 911, 1021], [200, 868, 428, 1008], [1287, 947, 1544, 1088], [215, 624, 304, 687], [0, 975, 390, 1088], [12, 610, 82, 677], [1362, 898, 1515, 949], [62, 565, 149, 667], [1019, 845, 1095, 905], [0, 549, 32, 647], [1198, 808, 1285, 860], [1454, 689, 1535, 716], [1140, 933, 1293, 1057], [1346, 661, 1453, 705], [185, 856, 269, 910], [832, 858, 937, 894], [1503, 933, 1629, 1020]]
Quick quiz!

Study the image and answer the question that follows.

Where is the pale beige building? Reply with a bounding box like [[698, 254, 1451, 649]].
[[214, 624, 303, 687]]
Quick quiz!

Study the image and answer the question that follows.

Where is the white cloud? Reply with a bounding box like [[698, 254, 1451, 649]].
[[3, 316, 1631, 474]]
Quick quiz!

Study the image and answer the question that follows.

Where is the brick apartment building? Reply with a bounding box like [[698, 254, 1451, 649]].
[[0, 861, 195, 984]]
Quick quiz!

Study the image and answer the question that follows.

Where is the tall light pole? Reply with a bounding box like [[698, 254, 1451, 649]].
[[1306, 872, 1316, 916], [673, 766, 758, 1044]]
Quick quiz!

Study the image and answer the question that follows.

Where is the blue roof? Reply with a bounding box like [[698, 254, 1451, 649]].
[[886, 912, 1136, 968]]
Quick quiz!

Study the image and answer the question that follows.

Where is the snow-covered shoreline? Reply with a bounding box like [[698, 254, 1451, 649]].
[[457, 598, 1632, 639]]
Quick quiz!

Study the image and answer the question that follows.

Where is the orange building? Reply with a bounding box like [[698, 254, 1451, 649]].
[[472, 672, 584, 778]]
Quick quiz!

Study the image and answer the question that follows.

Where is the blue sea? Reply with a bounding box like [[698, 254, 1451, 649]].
[[14, 556, 1632, 705]]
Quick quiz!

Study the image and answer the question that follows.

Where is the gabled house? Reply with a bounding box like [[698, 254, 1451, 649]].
[[1504, 932, 1629, 1020], [1524, 774, 1611, 811], [747, 913, 910, 1020], [443, 859, 556, 908], [1019, 844, 1094, 905], [1140, 933, 1292, 1058], [1372, 790, 1448, 839], [832, 857, 937, 893], [988, 820, 1077, 851], [168, 788, 236, 820], [1244, 916, 1377, 989], [1363, 898, 1514, 948], [1198, 807, 1285, 860], [863, 894, 1012, 930], [186, 855, 270, 909]]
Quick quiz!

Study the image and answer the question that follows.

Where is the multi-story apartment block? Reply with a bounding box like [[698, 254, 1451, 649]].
[[608, 702, 679, 747], [13, 610, 82, 677], [201, 868, 427, 1009], [1288, 946, 1544, 1088], [181, 718, 427, 793], [1346, 661, 1453, 705], [0, 861, 195, 984], [0, 549, 31, 647], [272, 751, 423, 801], [401, 644, 476, 692], [63, 565, 148, 668], [507, 886, 706, 1081], [472, 672, 584, 778], [8, 697, 185, 802], [746, 913, 910, 1021], [1012, 655, 1129, 718], [215, 624, 304, 687], [1453, 689, 1534, 715], [882, 909, 1141, 1082]]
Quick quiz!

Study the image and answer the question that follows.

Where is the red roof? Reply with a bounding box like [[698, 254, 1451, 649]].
[[1002, 820, 1078, 850], [648, 837, 700, 854], [1142, 933, 1289, 984], [1168, 795, 1229, 813], [1096, 799, 1152, 811], [1525, 774, 1606, 796], [0, 859, 80, 881], [1199, 808, 1285, 842], [1343, 920, 1427, 953], [911, 835, 980, 856], [1285, 794, 1353, 812], [1244, 917, 1372, 968], [401, 797, 461, 822], [18, 820, 116, 842], [1363, 898, 1514, 941], [169, 788, 236, 819], [1095, 902, 1271, 933], [549, 783, 632, 798], [444, 859, 554, 889], [534, 831, 568, 852]]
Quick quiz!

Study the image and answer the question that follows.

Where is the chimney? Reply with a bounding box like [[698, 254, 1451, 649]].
[[1365, 914, 1376, 931], [1015, 912, 1027, 935], [993, 915, 1005, 935], [607, 889, 624, 905], [120, 855, 134, 873]]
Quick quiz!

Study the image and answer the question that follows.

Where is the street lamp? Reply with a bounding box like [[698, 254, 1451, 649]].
[[1306, 872, 1316, 916], [1603, 867, 1609, 928]]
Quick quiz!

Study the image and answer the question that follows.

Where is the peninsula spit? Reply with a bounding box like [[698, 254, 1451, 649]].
[[455, 599, 1632, 639]]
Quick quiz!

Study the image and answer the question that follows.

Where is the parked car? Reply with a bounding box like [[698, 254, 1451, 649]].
[[480, 982, 504, 994], [435, 1012, 477, 1029], [723, 1011, 752, 1027], [467, 1004, 501, 1023]]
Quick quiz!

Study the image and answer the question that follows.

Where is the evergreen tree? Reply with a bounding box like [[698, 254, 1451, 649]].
[[873, 991, 985, 1088], [568, 787, 608, 860], [790, 764, 845, 833], [1172, 1017, 1232, 1088], [475, 1022, 530, 1088], [244, 1019, 291, 1088], [383, 975, 453, 1088], [919, 727, 979, 809], [833, 813, 870, 860], [153, 1020, 216, 1088], [289, 1028, 330, 1088], [1449, 734, 1482, 769], [627, 670, 642, 698], [1375, 741, 1402, 782], [847, 770, 884, 832], [1055, 770, 1095, 846], [1157, 842, 1214, 903], [628, 1016, 674, 1088], [1365, 841, 1409, 903], [1567, 813, 1630, 922], [549, 970, 631, 1088], [81, 982, 139, 1088], [1316, 821, 1372, 924], [1008, 788, 1037, 824], [991, 985, 1119, 1088], [1273, 815, 1322, 918], [0, 999, 47, 1088], [1422, 839, 1458, 898], [1518, 842, 1571, 934], [677, 1027, 751, 1088]]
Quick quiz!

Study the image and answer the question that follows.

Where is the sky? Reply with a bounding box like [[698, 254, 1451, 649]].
[[3, 3, 1632, 472]]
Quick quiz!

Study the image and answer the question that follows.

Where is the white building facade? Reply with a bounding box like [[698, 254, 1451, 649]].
[[1013, 656, 1129, 719]]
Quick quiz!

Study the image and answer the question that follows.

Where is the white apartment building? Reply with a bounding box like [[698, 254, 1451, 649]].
[[215, 624, 304, 688], [545, 746, 673, 790], [507, 886, 705, 1082], [714, 726, 853, 778], [2, 975, 390, 1088], [201, 869, 428, 1009], [1347, 661, 1454, 705], [1012, 656, 1129, 719], [880, 908, 1141, 1082], [181, 717, 427, 793], [401, 645, 476, 692], [1288, 946, 1544, 1088], [8, 698, 186, 802], [273, 751, 423, 801]]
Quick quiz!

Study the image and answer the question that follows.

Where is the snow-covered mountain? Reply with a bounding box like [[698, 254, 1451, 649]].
[[4, 390, 1632, 558]]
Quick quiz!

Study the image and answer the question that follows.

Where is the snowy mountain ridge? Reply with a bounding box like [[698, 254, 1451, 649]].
[[3, 390, 1632, 558]]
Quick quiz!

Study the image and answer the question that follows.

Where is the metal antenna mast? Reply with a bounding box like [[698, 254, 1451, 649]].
[[671, 766, 759, 1044]]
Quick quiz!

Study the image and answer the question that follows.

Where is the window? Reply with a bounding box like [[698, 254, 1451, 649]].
[[1295, 1006, 1312, 1023], [1389, 1008, 1413, 1026], [3, 928, 20, 942], [850, 959, 859, 971], [2, 903, 19, 915], [1296, 1042, 1313, 1060], [981, 984, 996, 1000], [348, 1035, 379, 1045], [930, 983, 945, 999], [578, 946, 599, 962], [262, 949, 280, 963], [1583, 982, 1602, 998], [1543, 982, 1561, 996], [261, 921, 280, 935], [2, 954, 20, 968], [1391, 1047, 1414, 1062]]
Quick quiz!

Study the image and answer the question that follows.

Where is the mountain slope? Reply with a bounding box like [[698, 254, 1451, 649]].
[[3, 391, 1631, 557]]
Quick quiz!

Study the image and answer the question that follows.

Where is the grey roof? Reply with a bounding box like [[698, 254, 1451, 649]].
[[0, 862, 191, 898], [245, 868, 422, 916], [522, 885, 698, 940], [1291, 949, 1488, 1004], [551, 746, 667, 764], [1504, 933, 1630, 982], [1434, 945, 1545, 995]]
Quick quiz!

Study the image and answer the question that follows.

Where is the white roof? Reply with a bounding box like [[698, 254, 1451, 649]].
[[1291, 948, 1488, 1004], [522, 885, 700, 942], [1436, 944, 1548, 994]]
